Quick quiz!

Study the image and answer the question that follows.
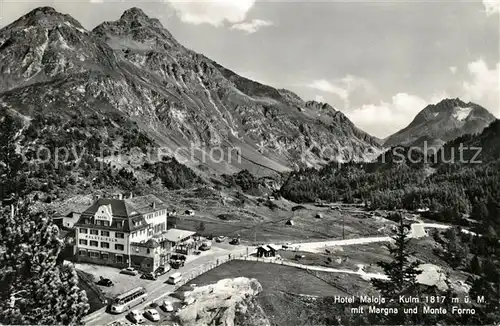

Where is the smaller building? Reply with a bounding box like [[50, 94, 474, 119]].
[[53, 211, 81, 229], [256, 245, 271, 258], [130, 239, 165, 273], [257, 244, 281, 258], [155, 228, 197, 255]]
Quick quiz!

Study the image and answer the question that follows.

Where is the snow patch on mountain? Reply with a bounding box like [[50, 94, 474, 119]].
[[453, 107, 473, 122], [63, 21, 88, 34]]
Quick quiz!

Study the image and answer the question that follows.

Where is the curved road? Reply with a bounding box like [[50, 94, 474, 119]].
[[83, 222, 468, 325]]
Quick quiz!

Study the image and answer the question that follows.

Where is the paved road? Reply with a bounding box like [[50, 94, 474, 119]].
[[289, 222, 472, 253], [83, 222, 472, 325], [84, 244, 251, 326]]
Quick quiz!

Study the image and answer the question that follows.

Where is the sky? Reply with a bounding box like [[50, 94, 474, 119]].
[[0, 0, 499, 138]]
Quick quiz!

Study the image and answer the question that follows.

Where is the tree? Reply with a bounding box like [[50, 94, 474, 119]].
[[196, 221, 206, 235], [371, 216, 422, 324], [470, 255, 482, 275], [372, 217, 422, 298], [0, 201, 89, 324], [444, 227, 468, 268], [0, 114, 24, 202]]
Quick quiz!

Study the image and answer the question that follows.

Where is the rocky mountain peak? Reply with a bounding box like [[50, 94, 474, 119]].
[[92, 7, 179, 49], [7, 6, 86, 31], [385, 98, 495, 148], [0, 7, 383, 177], [120, 7, 150, 21]]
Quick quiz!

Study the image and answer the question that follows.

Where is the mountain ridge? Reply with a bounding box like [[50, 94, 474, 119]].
[[384, 97, 495, 149], [0, 6, 383, 179]]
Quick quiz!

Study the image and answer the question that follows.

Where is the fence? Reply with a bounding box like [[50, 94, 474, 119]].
[[229, 256, 356, 295]]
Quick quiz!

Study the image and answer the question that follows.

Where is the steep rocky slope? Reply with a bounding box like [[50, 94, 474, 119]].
[[384, 98, 495, 149], [0, 7, 382, 180], [174, 277, 270, 326]]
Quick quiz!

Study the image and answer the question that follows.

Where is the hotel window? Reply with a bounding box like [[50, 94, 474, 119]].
[[101, 231, 110, 237], [103, 221, 110, 227], [84, 218, 90, 224], [79, 228, 88, 234], [90, 230, 99, 235], [115, 244, 124, 251], [78, 250, 86, 256], [101, 242, 109, 249], [116, 221, 123, 228], [101, 253, 109, 260], [95, 220, 102, 226], [89, 251, 99, 258], [116, 255, 123, 263], [89, 240, 98, 247], [115, 232, 124, 239], [79, 239, 88, 245]]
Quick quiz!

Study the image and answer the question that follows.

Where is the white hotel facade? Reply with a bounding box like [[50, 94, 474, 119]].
[[74, 194, 170, 271]]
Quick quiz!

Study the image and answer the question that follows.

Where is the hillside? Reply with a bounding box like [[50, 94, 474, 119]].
[[0, 6, 383, 186]]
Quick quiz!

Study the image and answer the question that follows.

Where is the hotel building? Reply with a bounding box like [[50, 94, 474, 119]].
[[74, 194, 169, 270]]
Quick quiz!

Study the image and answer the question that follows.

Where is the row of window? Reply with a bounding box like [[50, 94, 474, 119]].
[[78, 250, 124, 262], [81, 218, 123, 228], [78, 239, 124, 250], [79, 228, 124, 238], [145, 210, 166, 220], [130, 223, 166, 238]]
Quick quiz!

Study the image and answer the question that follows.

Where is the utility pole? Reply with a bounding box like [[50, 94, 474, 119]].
[[128, 234, 132, 268], [342, 215, 345, 240]]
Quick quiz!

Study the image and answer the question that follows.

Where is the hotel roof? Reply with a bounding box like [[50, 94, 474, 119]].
[[74, 195, 167, 232], [154, 229, 196, 243]]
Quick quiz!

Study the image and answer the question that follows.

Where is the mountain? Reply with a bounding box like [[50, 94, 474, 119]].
[[436, 119, 500, 164], [0, 7, 382, 181], [384, 98, 495, 149]]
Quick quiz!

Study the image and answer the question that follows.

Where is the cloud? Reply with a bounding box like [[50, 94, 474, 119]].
[[306, 75, 377, 109], [482, 0, 500, 15], [462, 59, 500, 115], [231, 19, 273, 33], [315, 95, 325, 103], [449, 66, 457, 74], [345, 93, 446, 138], [307, 79, 349, 101], [165, 0, 256, 26]]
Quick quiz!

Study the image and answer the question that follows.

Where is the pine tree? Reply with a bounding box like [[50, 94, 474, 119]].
[[370, 216, 423, 325], [372, 216, 422, 298], [0, 114, 24, 202], [0, 201, 90, 324], [470, 255, 482, 275]]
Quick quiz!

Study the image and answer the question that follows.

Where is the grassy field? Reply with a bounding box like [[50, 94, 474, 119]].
[[184, 260, 348, 297], [184, 260, 375, 326], [161, 188, 388, 245]]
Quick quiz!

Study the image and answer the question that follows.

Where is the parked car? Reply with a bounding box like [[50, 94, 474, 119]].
[[215, 236, 226, 243], [96, 277, 113, 287], [170, 260, 184, 269], [229, 238, 240, 245], [161, 300, 174, 312], [199, 241, 212, 251], [141, 272, 157, 280], [127, 310, 144, 324], [155, 265, 170, 276], [144, 309, 161, 322], [121, 267, 138, 276]]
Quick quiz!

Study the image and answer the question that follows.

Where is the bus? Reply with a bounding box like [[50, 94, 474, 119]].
[[167, 272, 182, 285], [110, 287, 147, 313]]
